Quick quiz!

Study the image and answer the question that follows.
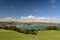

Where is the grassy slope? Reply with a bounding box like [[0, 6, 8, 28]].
[[0, 29, 60, 40]]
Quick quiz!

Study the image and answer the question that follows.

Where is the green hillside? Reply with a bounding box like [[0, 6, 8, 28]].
[[0, 29, 60, 40]]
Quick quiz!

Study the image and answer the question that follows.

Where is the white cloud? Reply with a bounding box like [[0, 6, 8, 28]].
[[0, 17, 16, 22], [19, 15, 60, 23], [51, 5, 56, 8], [49, 0, 56, 3], [49, 0, 56, 8], [0, 15, 60, 23], [11, 6, 14, 8], [6, 6, 14, 8], [19, 15, 36, 22], [34, 9, 38, 12]]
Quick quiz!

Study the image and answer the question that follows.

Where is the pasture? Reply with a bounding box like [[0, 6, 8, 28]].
[[0, 29, 60, 40]]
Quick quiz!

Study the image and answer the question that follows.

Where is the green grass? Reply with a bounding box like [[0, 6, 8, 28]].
[[0, 29, 60, 40]]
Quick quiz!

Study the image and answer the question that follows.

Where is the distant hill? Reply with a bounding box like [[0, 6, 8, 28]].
[[0, 21, 60, 26]]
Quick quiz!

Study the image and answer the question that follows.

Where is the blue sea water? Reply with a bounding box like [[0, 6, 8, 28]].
[[16, 26, 60, 30], [16, 26, 47, 30]]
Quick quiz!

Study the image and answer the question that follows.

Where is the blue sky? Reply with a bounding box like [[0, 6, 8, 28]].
[[0, 0, 60, 17], [0, 0, 60, 22]]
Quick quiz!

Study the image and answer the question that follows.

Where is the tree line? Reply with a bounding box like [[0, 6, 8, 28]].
[[0, 25, 59, 35]]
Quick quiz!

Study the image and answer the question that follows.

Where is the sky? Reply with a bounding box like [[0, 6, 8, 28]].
[[0, 0, 60, 22]]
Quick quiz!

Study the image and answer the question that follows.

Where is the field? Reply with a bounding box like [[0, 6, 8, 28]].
[[0, 29, 60, 40]]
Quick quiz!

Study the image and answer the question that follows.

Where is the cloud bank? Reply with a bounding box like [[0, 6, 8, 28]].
[[0, 15, 60, 23]]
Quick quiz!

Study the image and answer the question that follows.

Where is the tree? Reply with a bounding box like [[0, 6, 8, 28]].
[[45, 26, 58, 30]]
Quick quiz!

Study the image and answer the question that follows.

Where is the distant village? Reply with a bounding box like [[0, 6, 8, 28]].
[[0, 21, 60, 28]]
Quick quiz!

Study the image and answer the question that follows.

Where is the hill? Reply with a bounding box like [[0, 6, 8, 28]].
[[0, 21, 60, 26], [0, 29, 60, 40]]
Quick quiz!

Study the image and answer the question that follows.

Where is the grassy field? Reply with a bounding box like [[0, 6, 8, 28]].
[[0, 29, 60, 40]]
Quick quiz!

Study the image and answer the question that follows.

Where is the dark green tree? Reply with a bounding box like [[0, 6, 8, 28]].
[[45, 26, 58, 30]]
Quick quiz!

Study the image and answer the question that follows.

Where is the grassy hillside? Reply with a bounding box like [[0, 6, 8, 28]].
[[0, 29, 60, 40]]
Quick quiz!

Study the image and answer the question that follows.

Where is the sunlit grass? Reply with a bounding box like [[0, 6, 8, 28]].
[[0, 29, 60, 40]]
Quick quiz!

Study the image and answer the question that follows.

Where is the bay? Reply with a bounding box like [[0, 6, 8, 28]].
[[16, 26, 60, 30]]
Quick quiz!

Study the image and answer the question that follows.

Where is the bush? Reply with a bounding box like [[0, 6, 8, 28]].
[[15, 28, 21, 32], [3, 26, 17, 30], [3, 26, 8, 30], [0, 27, 3, 29], [24, 29, 38, 35], [30, 29, 36, 35], [16, 28, 38, 35], [45, 26, 58, 30], [23, 30, 30, 34]]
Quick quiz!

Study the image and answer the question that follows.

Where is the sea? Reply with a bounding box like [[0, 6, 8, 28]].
[[16, 25, 60, 30]]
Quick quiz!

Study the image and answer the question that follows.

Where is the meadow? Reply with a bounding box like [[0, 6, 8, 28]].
[[0, 29, 60, 40]]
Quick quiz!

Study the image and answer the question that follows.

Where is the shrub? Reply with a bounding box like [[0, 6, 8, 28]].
[[0, 27, 3, 29], [29, 29, 38, 35], [16, 28, 38, 35], [31, 31, 37, 35], [3, 26, 8, 30], [3, 26, 17, 30], [23, 30, 30, 34], [16, 28, 21, 32], [45, 26, 58, 30]]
